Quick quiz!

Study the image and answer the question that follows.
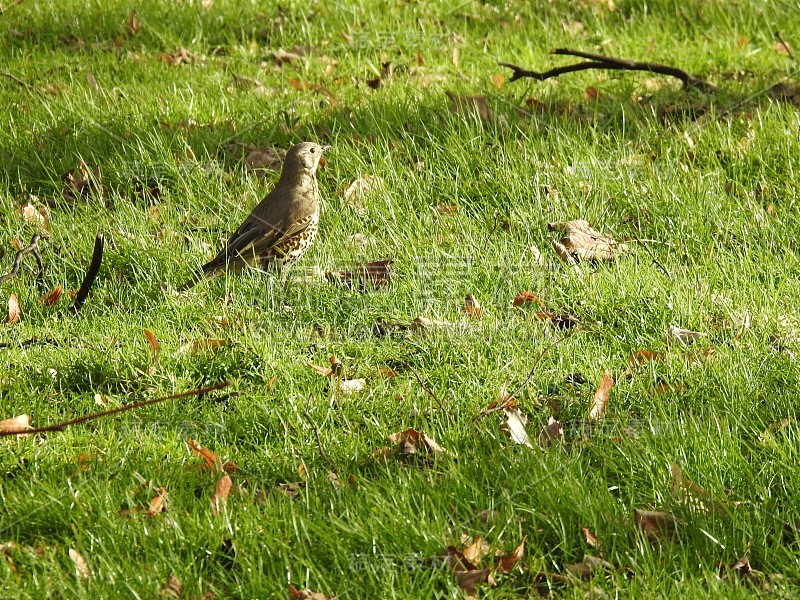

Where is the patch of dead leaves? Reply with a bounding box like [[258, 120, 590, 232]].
[[666, 325, 706, 345], [445, 91, 495, 124], [341, 175, 381, 213], [634, 509, 676, 543], [549, 219, 628, 263], [325, 259, 393, 291], [243, 146, 286, 176], [374, 427, 448, 461], [62, 163, 102, 203]]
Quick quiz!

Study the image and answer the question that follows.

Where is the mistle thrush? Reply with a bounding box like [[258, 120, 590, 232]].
[[181, 142, 329, 289]]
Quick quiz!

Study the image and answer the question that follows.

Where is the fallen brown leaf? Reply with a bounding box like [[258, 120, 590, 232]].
[[325, 259, 393, 290], [535, 311, 580, 329], [211, 474, 232, 513], [377, 428, 448, 460], [7, 293, 20, 324], [627, 349, 663, 369], [565, 554, 615, 580], [496, 538, 525, 573], [588, 370, 614, 422], [175, 338, 229, 356], [62, 163, 102, 203], [160, 47, 198, 65], [0, 414, 31, 436], [463, 293, 483, 318], [538, 417, 564, 447], [435, 203, 457, 216], [456, 569, 495, 598], [40, 284, 64, 307], [462, 535, 491, 564], [666, 325, 706, 345], [126, 9, 139, 36], [341, 175, 381, 213], [548, 219, 627, 262], [20, 202, 50, 232], [634, 509, 676, 542], [69, 548, 90, 579], [244, 147, 286, 176], [582, 527, 599, 548], [491, 73, 505, 89], [513, 291, 544, 307], [289, 585, 336, 600], [148, 487, 167, 516], [161, 574, 183, 598], [187, 439, 223, 471], [445, 91, 495, 123], [501, 407, 534, 448], [144, 329, 160, 365]]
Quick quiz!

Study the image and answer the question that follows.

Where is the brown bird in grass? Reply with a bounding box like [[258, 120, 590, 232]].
[[181, 142, 330, 290]]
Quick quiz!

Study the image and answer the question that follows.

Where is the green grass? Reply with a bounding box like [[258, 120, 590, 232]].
[[2, 0, 800, 597]]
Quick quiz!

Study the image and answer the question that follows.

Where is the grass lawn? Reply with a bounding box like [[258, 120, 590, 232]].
[[2, 0, 800, 597]]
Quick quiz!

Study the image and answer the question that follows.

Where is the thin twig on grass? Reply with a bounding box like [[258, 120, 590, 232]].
[[71, 232, 104, 313], [0, 71, 32, 89], [474, 329, 577, 423], [500, 48, 716, 92], [775, 31, 796, 62], [629, 234, 672, 279], [0, 337, 57, 349], [0, 381, 232, 437], [0, 233, 47, 285]]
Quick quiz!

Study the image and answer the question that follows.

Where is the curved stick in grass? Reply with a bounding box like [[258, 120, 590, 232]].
[[0, 233, 46, 285], [0, 381, 232, 437], [71, 232, 104, 313]]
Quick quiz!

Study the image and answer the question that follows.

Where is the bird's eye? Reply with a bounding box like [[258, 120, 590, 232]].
[[310, 147, 315, 153]]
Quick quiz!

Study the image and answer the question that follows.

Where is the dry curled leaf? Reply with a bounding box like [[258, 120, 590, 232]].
[[7, 293, 21, 325], [40, 284, 64, 307], [289, 585, 336, 600], [126, 9, 140, 36], [148, 487, 167, 516], [666, 325, 706, 345], [341, 175, 381, 213], [548, 220, 627, 262], [445, 91, 495, 124], [381, 428, 448, 458], [536, 311, 580, 329], [211, 474, 232, 513], [62, 163, 102, 203], [513, 291, 544, 307], [409, 316, 451, 332], [160, 47, 198, 65], [325, 259, 393, 290], [187, 439, 223, 471], [0, 414, 31, 436], [582, 527, 599, 548], [20, 202, 50, 232], [244, 147, 285, 175], [143, 328, 159, 365], [176, 338, 229, 356], [634, 509, 676, 542], [435, 203, 457, 216], [464, 293, 483, 318], [161, 574, 183, 598], [501, 407, 534, 448], [588, 370, 613, 422], [69, 548, 90, 579], [565, 554, 615, 580], [496, 538, 525, 573], [538, 417, 564, 448]]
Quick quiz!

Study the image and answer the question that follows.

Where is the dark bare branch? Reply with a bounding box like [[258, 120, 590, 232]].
[[71, 232, 104, 313], [500, 47, 715, 92], [0, 381, 232, 437], [0, 233, 47, 285]]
